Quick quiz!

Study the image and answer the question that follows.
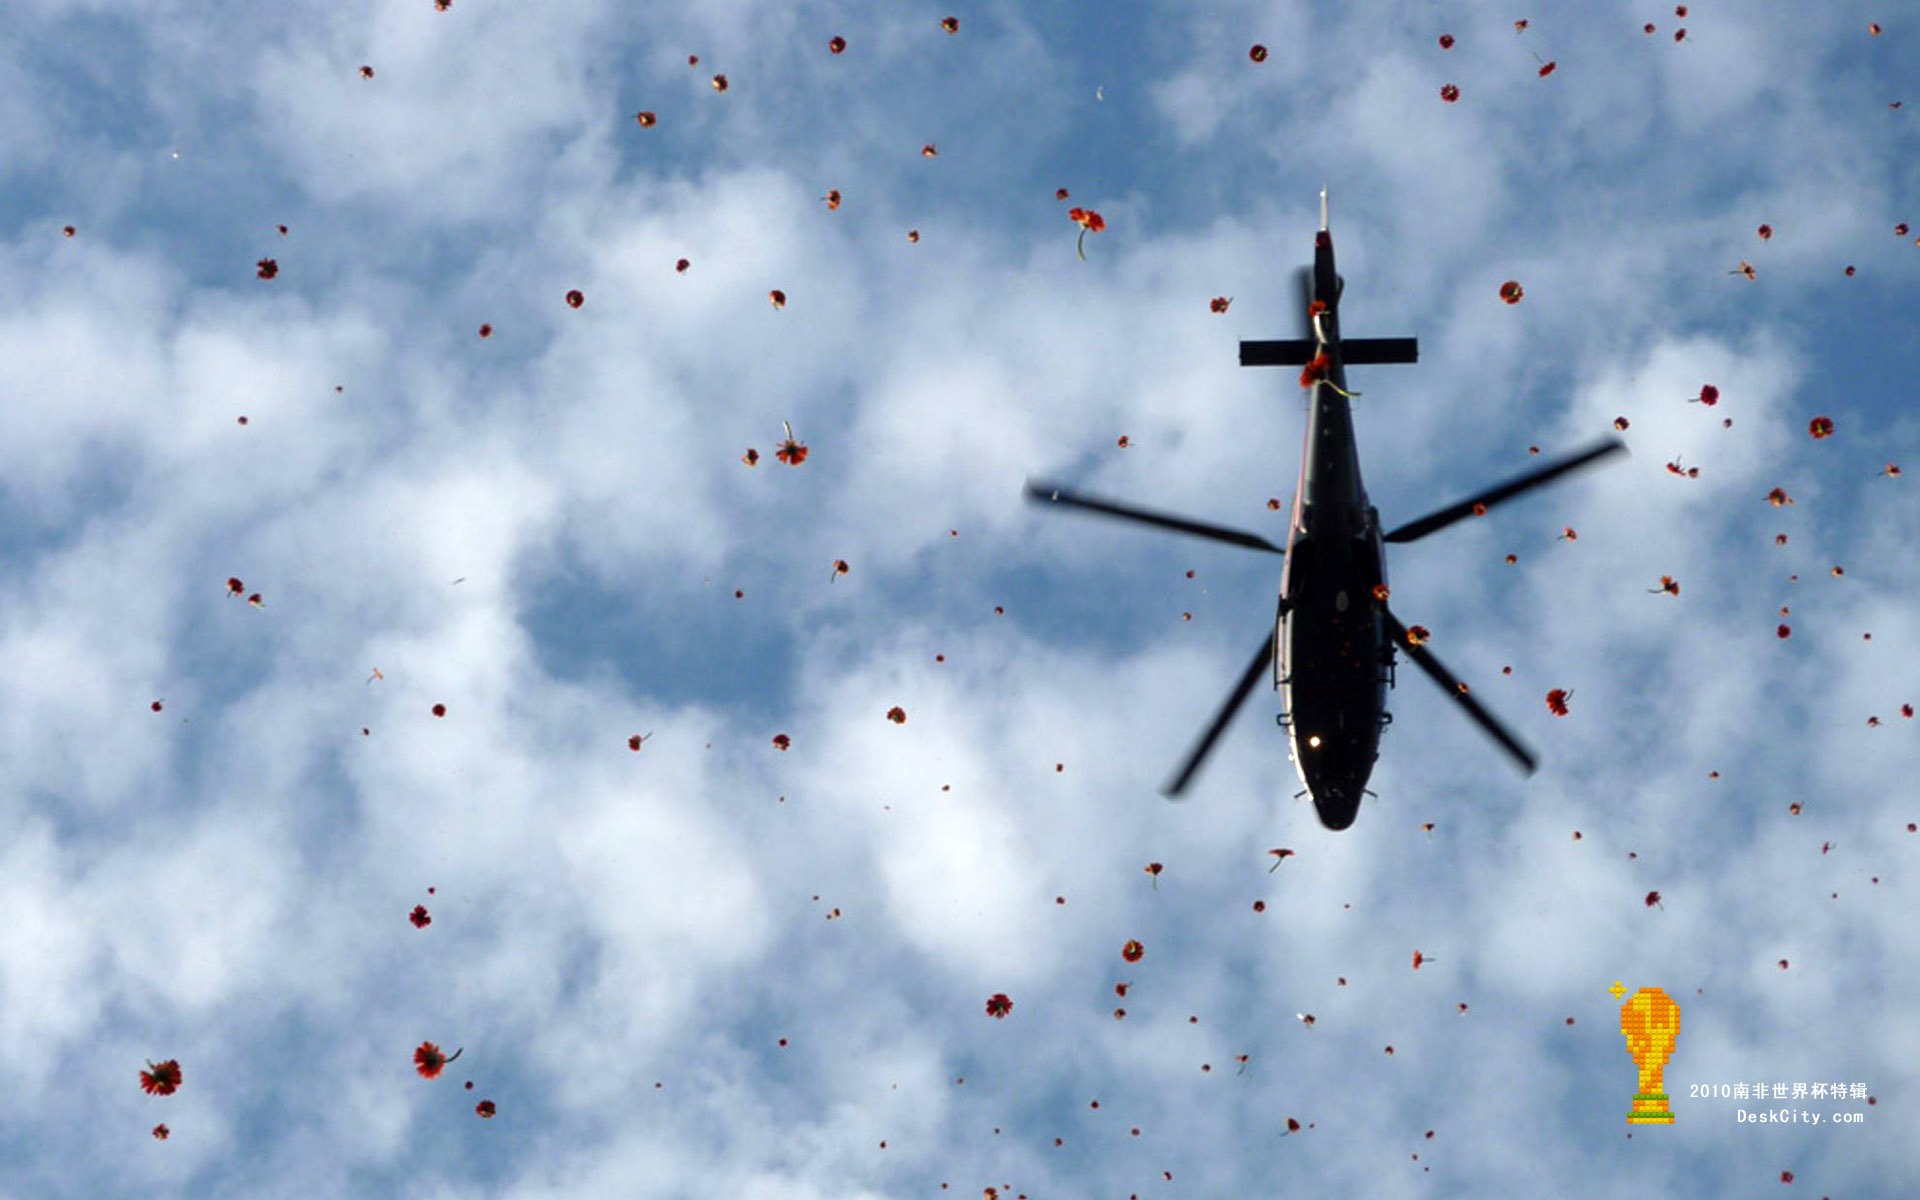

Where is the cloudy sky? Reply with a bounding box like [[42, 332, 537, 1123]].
[[2, 1, 1916, 1196]]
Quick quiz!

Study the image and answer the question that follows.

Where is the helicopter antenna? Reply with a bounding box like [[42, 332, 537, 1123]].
[[1319, 188, 1329, 231]]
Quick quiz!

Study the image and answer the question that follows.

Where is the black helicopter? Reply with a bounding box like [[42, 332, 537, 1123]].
[[1026, 193, 1624, 831]]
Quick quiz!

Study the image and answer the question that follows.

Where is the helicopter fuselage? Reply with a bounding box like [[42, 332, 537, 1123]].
[[1276, 227, 1393, 830]]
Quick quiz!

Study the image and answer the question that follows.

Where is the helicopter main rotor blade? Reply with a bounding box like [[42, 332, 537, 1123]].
[[1380, 608, 1537, 776], [1383, 438, 1627, 545], [1025, 481, 1286, 555], [1163, 629, 1277, 798]]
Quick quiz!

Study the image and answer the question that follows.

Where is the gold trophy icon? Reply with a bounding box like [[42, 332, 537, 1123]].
[[1618, 985, 1679, 1124]]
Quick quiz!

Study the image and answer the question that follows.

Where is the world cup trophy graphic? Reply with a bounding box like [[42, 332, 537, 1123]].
[[1619, 986, 1679, 1124]]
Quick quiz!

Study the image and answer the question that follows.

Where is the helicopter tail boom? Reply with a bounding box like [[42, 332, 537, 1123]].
[[1240, 337, 1420, 367]]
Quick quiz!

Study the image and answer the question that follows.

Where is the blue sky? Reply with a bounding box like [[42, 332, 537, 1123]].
[[2, 1, 1917, 1197]]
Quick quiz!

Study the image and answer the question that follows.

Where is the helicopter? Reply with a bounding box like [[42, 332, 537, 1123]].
[[1025, 192, 1625, 831]]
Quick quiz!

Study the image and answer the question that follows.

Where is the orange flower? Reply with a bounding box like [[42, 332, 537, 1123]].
[[414, 1042, 462, 1079], [635, 111, 657, 128], [1766, 487, 1792, 506], [1298, 351, 1330, 388], [711, 74, 728, 92], [741, 448, 759, 466], [140, 1059, 183, 1096], [921, 143, 938, 157], [775, 421, 807, 465], [1733, 261, 1756, 280], [1650, 575, 1680, 596], [1067, 207, 1106, 260], [1405, 624, 1430, 646], [823, 189, 841, 210], [768, 289, 786, 309]]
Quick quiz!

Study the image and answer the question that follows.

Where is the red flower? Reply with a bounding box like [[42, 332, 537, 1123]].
[[1249, 44, 1268, 62], [414, 1042, 462, 1079], [432, 703, 446, 718], [409, 905, 431, 928], [152, 1123, 170, 1139], [1440, 83, 1460, 103], [635, 111, 657, 128], [886, 706, 907, 724], [1808, 416, 1834, 439], [741, 448, 759, 466], [1734, 261, 1756, 280], [828, 36, 846, 54], [772, 733, 791, 750], [711, 74, 728, 92], [1499, 280, 1524, 304], [1412, 950, 1432, 969], [565, 289, 584, 308], [1067, 208, 1106, 260], [941, 16, 958, 33], [675, 258, 690, 273], [1777, 624, 1791, 639], [823, 189, 841, 210], [151, 700, 164, 712], [1692, 384, 1720, 405], [769, 289, 786, 309], [628, 732, 651, 750], [476, 1100, 497, 1118], [1645, 891, 1663, 908], [1545, 688, 1572, 716], [1438, 34, 1455, 48], [1122, 939, 1145, 963], [1513, 19, 1529, 32], [1650, 575, 1680, 596], [1538, 61, 1557, 77], [1757, 224, 1773, 241], [1145, 861, 1163, 887], [256, 258, 278, 280], [1405, 624, 1431, 646], [1267, 848, 1294, 872], [920, 143, 938, 158], [140, 1059, 183, 1096], [775, 421, 807, 465], [1766, 487, 1792, 506], [359, 65, 374, 78], [1210, 296, 1232, 313], [831, 559, 850, 581], [1298, 351, 1331, 388], [1674, 28, 1687, 42], [985, 993, 1013, 1018], [478, 323, 492, 337]]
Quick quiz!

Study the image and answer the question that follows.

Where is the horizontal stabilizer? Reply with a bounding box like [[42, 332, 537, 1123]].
[[1240, 337, 1419, 367]]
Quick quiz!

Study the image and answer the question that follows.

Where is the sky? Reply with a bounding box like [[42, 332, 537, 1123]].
[[1, 1, 1917, 1196]]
